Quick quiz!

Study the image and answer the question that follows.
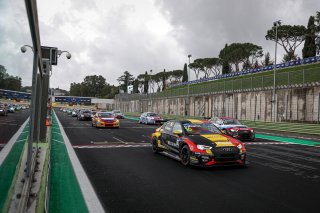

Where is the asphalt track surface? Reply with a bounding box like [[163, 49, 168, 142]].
[[55, 110, 320, 213], [0, 109, 29, 152]]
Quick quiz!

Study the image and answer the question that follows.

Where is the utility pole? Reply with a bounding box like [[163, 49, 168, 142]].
[[272, 20, 281, 122]]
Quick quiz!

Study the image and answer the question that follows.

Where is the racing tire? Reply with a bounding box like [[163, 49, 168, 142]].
[[151, 137, 160, 153], [180, 145, 191, 166]]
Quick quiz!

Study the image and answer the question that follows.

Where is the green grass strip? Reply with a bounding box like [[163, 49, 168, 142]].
[[124, 116, 139, 121], [49, 114, 88, 213], [256, 134, 320, 146], [0, 124, 29, 213], [241, 120, 320, 135]]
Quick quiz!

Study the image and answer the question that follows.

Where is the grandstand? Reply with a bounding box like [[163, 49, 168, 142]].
[[172, 55, 320, 88], [0, 89, 31, 100]]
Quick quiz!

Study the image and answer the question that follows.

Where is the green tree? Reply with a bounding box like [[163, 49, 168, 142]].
[[189, 60, 202, 80], [315, 11, 320, 54], [261, 52, 273, 66], [3, 77, 21, 91], [162, 69, 166, 91], [219, 43, 263, 72], [133, 79, 140, 93], [81, 75, 107, 97], [302, 16, 317, 58], [266, 25, 307, 60], [182, 63, 188, 82], [220, 44, 231, 74], [70, 82, 83, 96], [117, 71, 134, 93]]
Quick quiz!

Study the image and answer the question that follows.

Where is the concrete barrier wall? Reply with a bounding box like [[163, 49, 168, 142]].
[[115, 86, 320, 122]]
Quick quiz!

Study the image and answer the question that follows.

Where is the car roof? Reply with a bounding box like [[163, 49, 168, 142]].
[[187, 119, 202, 123], [219, 117, 236, 120]]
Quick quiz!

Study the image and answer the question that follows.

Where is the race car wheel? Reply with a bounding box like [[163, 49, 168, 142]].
[[180, 145, 191, 166], [151, 137, 159, 153]]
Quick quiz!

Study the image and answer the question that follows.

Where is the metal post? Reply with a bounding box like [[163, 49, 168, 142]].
[[272, 20, 281, 122], [318, 93, 320, 123], [39, 60, 50, 141], [35, 74, 42, 141], [186, 55, 192, 116], [27, 50, 38, 176]]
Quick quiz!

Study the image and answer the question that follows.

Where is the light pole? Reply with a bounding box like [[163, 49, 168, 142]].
[[186, 54, 192, 116], [272, 20, 281, 122], [149, 69, 152, 111]]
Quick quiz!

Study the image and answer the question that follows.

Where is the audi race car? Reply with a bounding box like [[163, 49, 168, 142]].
[[92, 111, 120, 128], [209, 117, 255, 141], [139, 112, 165, 125], [151, 120, 247, 167], [112, 110, 124, 119]]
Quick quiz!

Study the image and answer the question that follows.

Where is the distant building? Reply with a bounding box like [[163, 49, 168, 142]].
[[52, 88, 68, 96]]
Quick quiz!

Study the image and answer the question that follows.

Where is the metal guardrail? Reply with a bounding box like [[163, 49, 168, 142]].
[[116, 67, 320, 101]]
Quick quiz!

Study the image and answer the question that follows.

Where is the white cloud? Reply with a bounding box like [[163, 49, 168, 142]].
[[0, 0, 318, 90]]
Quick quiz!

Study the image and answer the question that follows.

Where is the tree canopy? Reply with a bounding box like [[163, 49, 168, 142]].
[[0, 65, 22, 91], [302, 16, 317, 58], [266, 25, 307, 60], [219, 43, 263, 72]]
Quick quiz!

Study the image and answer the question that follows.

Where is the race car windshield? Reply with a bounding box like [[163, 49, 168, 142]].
[[183, 124, 213, 135], [99, 113, 113, 118], [223, 119, 241, 125], [200, 123, 221, 134], [148, 113, 158, 117]]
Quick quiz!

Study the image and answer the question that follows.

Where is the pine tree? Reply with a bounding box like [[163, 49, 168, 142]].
[[302, 16, 317, 58], [182, 63, 188, 82]]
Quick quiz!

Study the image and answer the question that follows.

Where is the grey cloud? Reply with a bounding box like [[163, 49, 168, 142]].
[[155, 0, 318, 59]]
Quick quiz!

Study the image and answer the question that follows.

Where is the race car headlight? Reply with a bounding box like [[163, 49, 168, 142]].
[[229, 128, 238, 132], [237, 144, 242, 150], [197, 145, 212, 150], [81, 115, 84, 117], [250, 129, 254, 132]]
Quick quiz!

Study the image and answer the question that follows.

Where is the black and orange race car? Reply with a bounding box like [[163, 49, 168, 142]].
[[151, 120, 247, 167]]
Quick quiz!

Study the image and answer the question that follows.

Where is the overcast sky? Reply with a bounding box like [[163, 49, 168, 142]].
[[0, 0, 318, 90]]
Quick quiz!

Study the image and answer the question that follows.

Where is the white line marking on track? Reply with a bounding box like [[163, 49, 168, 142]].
[[113, 137, 128, 144], [52, 138, 64, 144], [73, 144, 151, 149]]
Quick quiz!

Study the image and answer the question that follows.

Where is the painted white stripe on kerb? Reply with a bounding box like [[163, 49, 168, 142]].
[[0, 117, 29, 166], [53, 111, 105, 213]]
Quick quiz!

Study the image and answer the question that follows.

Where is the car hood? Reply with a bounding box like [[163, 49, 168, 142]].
[[100, 117, 115, 121], [185, 134, 236, 147], [220, 124, 248, 129]]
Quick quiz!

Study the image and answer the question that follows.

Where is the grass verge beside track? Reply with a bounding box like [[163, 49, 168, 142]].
[[0, 124, 29, 212], [49, 113, 88, 213]]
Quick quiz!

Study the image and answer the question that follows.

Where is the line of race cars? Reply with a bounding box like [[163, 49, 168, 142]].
[[60, 108, 252, 168], [138, 112, 253, 168], [0, 102, 29, 116], [59, 107, 124, 128]]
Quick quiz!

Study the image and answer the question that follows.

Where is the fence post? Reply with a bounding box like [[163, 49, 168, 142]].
[[302, 69, 305, 87], [288, 72, 290, 86], [241, 78, 243, 91], [232, 80, 234, 92]]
